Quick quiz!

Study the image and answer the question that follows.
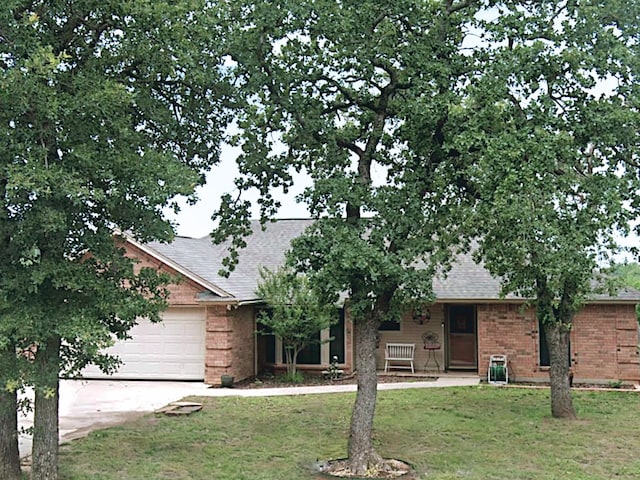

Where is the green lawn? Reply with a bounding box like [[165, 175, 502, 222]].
[[59, 386, 640, 479]]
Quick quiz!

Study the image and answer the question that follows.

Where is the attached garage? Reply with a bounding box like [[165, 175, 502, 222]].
[[82, 307, 206, 380]]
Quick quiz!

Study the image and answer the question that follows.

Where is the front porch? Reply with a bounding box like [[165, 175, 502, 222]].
[[376, 303, 479, 375]]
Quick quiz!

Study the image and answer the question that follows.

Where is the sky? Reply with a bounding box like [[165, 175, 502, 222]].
[[166, 143, 311, 238]]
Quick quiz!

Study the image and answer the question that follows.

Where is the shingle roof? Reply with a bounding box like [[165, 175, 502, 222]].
[[147, 219, 313, 302], [142, 219, 640, 304]]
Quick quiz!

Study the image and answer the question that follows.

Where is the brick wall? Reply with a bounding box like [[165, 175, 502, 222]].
[[123, 242, 205, 305], [204, 304, 233, 384], [204, 304, 256, 385], [478, 303, 640, 383], [572, 304, 639, 382], [478, 304, 537, 382], [231, 306, 257, 381]]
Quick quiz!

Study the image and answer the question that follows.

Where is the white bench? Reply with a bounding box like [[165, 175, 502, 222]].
[[384, 343, 415, 373]]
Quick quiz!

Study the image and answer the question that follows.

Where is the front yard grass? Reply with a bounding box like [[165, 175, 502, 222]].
[[59, 386, 640, 479]]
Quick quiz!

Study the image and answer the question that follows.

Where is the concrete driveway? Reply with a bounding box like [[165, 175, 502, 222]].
[[19, 379, 211, 458]]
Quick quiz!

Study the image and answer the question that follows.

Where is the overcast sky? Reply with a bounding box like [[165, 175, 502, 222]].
[[166, 143, 311, 238]]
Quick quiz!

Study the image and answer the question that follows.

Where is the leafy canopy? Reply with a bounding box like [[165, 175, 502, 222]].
[[461, 0, 640, 318], [0, 0, 229, 380], [213, 0, 478, 321]]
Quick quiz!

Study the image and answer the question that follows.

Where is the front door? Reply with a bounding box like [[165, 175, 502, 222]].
[[447, 305, 477, 369]]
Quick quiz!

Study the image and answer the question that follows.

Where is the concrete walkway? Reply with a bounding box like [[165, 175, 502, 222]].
[[197, 376, 480, 398], [19, 376, 480, 458]]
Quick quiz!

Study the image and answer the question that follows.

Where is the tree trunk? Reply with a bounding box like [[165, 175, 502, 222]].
[[32, 336, 61, 480], [285, 347, 295, 376], [544, 322, 576, 419], [0, 179, 20, 479], [0, 349, 22, 480], [348, 313, 383, 474], [291, 347, 304, 378]]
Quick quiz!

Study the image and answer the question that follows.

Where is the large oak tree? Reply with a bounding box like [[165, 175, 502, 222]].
[[0, 1, 228, 478], [461, 0, 640, 418], [211, 0, 479, 474]]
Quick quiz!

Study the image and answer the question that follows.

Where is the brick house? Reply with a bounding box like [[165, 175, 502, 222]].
[[83, 219, 640, 385]]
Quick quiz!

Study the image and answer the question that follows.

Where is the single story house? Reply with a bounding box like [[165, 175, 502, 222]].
[[82, 219, 640, 385]]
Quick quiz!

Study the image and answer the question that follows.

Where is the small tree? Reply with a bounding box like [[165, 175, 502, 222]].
[[256, 267, 335, 379]]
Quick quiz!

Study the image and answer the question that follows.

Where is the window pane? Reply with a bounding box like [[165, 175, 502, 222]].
[[295, 333, 321, 364], [330, 308, 346, 363], [539, 320, 570, 367], [379, 320, 400, 331], [257, 321, 276, 363], [539, 320, 550, 367], [449, 305, 476, 333]]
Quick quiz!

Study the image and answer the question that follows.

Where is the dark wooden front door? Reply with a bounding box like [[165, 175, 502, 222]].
[[447, 305, 477, 369]]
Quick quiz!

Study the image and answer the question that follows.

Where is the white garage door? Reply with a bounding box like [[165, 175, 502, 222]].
[[82, 307, 206, 380]]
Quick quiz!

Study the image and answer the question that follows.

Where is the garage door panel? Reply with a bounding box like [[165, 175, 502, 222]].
[[164, 344, 192, 355], [82, 308, 206, 380]]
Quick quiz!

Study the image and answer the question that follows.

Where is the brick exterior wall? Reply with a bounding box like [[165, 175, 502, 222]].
[[573, 304, 639, 382], [231, 306, 257, 382], [203, 304, 257, 385], [478, 304, 537, 382], [478, 303, 640, 383], [123, 242, 205, 305]]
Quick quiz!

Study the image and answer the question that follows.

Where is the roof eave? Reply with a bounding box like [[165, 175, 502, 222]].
[[432, 297, 640, 304], [196, 297, 265, 306], [123, 234, 234, 299]]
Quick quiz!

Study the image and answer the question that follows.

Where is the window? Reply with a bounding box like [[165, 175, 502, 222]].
[[538, 319, 570, 367], [261, 307, 347, 365], [539, 320, 550, 367], [292, 333, 321, 364], [257, 320, 276, 364], [449, 305, 476, 334], [330, 308, 346, 363], [378, 319, 400, 331]]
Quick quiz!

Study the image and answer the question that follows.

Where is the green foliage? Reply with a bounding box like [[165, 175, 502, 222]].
[[0, 0, 228, 384], [209, 0, 486, 468], [459, 0, 640, 418], [277, 371, 305, 384], [256, 267, 335, 375], [209, 0, 640, 464], [212, 0, 477, 323], [609, 263, 640, 292], [462, 0, 640, 322], [1, 3, 229, 473]]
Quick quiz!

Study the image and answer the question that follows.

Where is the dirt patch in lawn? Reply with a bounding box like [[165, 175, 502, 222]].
[[316, 458, 417, 479]]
